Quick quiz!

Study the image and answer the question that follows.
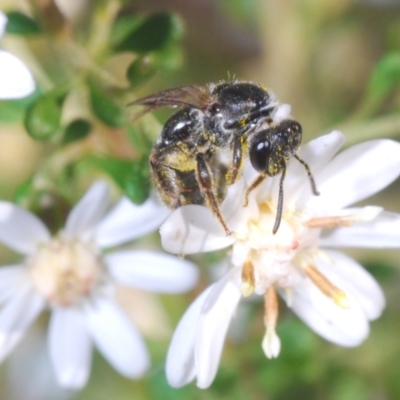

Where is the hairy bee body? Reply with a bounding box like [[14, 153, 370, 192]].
[[132, 81, 318, 234]]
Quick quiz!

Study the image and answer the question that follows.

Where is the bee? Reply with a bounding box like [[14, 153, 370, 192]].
[[130, 81, 319, 235]]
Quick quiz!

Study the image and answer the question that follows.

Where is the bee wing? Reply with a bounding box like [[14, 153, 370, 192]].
[[129, 85, 212, 120]]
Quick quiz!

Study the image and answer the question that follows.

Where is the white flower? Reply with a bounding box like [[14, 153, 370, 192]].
[[161, 131, 400, 388], [0, 181, 199, 389], [0, 11, 35, 99]]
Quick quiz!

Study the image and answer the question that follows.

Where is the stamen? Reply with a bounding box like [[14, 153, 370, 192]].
[[305, 265, 350, 309], [262, 286, 281, 358], [305, 206, 383, 228], [240, 260, 255, 297]]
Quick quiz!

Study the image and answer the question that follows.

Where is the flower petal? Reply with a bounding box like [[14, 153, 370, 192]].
[[64, 181, 109, 240], [316, 250, 385, 320], [95, 196, 170, 248], [0, 50, 35, 99], [0, 284, 44, 362], [320, 210, 400, 248], [0, 265, 26, 304], [106, 250, 199, 293], [0, 12, 6, 38], [307, 139, 400, 210], [160, 205, 235, 255], [0, 202, 50, 254], [195, 273, 242, 389], [166, 286, 213, 388], [48, 307, 92, 389], [285, 131, 346, 206], [282, 277, 370, 347], [84, 297, 150, 378]]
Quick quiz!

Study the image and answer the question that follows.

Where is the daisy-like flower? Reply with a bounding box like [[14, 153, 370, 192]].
[[161, 131, 400, 388], [0, 181, 198, 389], [0, 11, 35, 99]]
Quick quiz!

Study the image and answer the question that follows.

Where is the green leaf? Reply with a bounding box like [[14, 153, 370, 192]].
[[89, 85, 123, 127], [5, 11, 41, 35], [62, 119, 92, 145], [0, 96, 33, 123], [152, 44, 183, 72], [110, 14, 144, 48], [14, 177, 34, 205], [366, 51, 400, 105], [93, 156, 150, 204], [24, 92, 64, 140], [114, 12, 184, 54], [126, 56, 158, 87]]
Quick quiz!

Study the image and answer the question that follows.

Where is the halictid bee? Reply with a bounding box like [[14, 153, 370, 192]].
[[130, 81, 319, 235]]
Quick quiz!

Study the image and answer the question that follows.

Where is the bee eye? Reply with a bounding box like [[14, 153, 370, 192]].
[[250, 136, 271, 172]]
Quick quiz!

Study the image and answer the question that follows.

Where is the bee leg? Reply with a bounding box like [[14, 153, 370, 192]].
[[150, 157, 182, 209], [196, 153, 231, 235], [227, 136, 243, 185], [244, 174, 266, 207]]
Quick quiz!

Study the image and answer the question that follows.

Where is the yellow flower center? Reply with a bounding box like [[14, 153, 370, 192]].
[[27, 235, 103, 307]]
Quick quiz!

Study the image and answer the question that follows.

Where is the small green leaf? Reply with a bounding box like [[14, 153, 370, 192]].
[[124, 157, 151, 204], [153, 44, 184, 72], [89, 85, 123, 127], [93, 156, 150, 204], [114, 12, 184, 54], [14, 177, 34, 205], [24, 92, 64, 140], [5, 11, 41, 35], [126, 56, 157, 87], [62, 119, 92, 145], [366, 51, 400, 105], [110, 14, 144, 48]]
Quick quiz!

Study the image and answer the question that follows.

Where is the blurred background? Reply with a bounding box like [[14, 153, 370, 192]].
[[1, 0, 400, 399]]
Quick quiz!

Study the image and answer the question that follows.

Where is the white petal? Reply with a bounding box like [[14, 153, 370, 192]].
[[308, 139, 400, 210], [48, 307, 92, 389], [84, 297, 150, 378], [0, 265, 26, 303], [286, 131, 346, 206], [64, 181, 109, 240], [316, 250, 385, 320], [95, 196, 170, 248], [0, 202, 50, 254], [166, 286, 213, 388], [0, 12, 6, 38], [0, 50, 35, 99], [195, 274, 242, 389], [320, 210, 400, 248], [0, 284, 44, 362], [282, 279, 370, 347], [106, 250, 199, 293], [160, 205, 235, 254]]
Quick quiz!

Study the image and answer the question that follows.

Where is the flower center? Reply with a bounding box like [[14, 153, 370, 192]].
[[236, 202, 315, 295], [27, 235, 103, 307]]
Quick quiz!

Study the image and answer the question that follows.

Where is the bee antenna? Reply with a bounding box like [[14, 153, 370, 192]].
[[293, 154, 320, 196], [273, 162, 286, 234]]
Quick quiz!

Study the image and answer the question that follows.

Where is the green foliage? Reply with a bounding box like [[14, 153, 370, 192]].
[[113, 12, 184, 54], [24, 91, 65, 140], [89, 85, 123, 127], [62, 119, 92, 145], [365, 51, 400, 108], [91, 156, 150, 204], [5, 11, 41, 35]]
